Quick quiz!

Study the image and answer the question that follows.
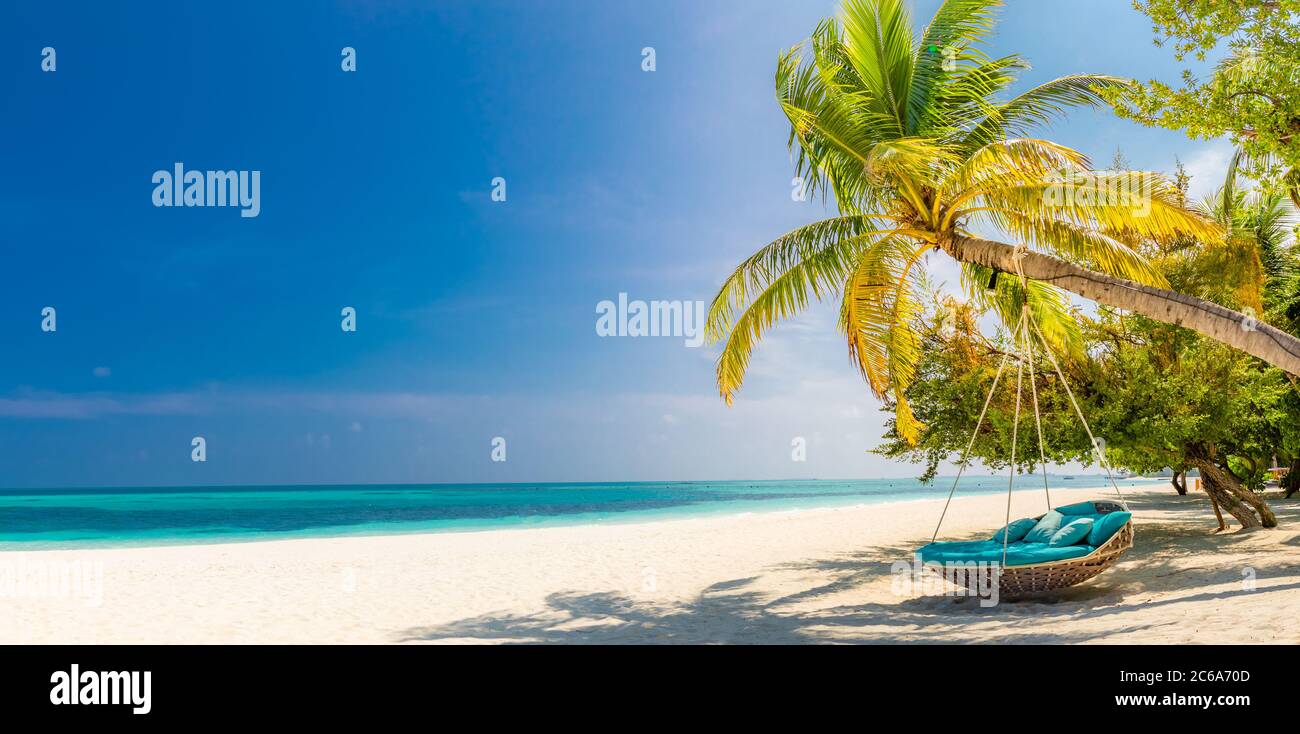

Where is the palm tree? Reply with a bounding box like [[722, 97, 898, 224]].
[[706, 0, 1300, 442], [1202, 153, 1297, 320]]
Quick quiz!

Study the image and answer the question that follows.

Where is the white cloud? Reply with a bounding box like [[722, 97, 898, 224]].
[[0, 391, 201, 419], [1178, 138, 1236, 201]]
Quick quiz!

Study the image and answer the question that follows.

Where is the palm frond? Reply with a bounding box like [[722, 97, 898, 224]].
[[984, 211, 1169, 287], [838, 0, 917, 133], [964, 75, 1132, 150], [778, 44, 893, 208], [976, 171, 1224, 243], [708, 216, 887, 342], [711, 220, 884, 404], [910, 0, 1002, 133], [864, 137, 959, 190], [841, 237, 930, 441], [947, 138, 1089, 196], [960, 262, 1083, 357]]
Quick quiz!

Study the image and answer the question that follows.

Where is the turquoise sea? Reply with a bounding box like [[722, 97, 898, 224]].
[[0, 475, 1153, 550]]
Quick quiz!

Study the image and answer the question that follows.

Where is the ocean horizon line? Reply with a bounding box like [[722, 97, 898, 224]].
[[0, 472, 1131, 495]]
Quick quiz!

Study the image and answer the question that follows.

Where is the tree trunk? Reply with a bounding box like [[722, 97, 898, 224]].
[[1218, 461, 1279, 527], [1242, 490, 1279, 526], [1208, 486, 1227, 532], [1188, 456, 1262, 529], [946, 235, 1300, 375], [1171, 470, 1187, 496], [1284, 459, 1300, 499]]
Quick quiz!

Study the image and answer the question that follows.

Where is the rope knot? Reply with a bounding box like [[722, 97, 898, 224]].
[[1010, 242, 1030, 286]]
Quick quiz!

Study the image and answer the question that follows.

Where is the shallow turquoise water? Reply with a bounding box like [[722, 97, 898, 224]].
[[0, 475, 1151, 549]]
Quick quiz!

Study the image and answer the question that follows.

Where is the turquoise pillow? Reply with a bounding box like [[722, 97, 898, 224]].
[[1023, 510, 1065, 544], [991, 517, 1038, 544], [1048, 517, 1094, 546], [1055, 501, 1097, 516], [1088, 511, 1131, 546]]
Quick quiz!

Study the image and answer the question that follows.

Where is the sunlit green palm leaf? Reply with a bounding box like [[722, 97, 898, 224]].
[[842, 238, 930, 441]]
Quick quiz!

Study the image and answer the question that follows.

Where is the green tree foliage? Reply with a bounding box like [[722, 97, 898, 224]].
[[880, 160, 1297, 526], [875, 298, 1091, 482], [880, 296, 1288, 525], [1111, 0, 1300, 203]]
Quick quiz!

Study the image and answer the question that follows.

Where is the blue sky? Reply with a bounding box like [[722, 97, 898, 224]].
[[0, 0, 1233, 487]]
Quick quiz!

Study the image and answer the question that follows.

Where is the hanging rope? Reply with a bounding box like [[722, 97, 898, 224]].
[[930, 308, 1026, 542], [1001, 247, 1041, 567], [1001, 334, 1025, 568], [1012, 248, 1120, 505], [1022, 309, 1053, 510], [1028, 317, 1126, 504], [933, 246, 1126, 548], [1010, 242, 1030, 285]]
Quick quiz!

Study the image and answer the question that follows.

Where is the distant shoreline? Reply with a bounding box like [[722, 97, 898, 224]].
[[0, 476, 1158, 551]]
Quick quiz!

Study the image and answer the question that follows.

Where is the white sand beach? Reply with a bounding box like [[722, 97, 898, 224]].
[[1, 483, 1297, 644]]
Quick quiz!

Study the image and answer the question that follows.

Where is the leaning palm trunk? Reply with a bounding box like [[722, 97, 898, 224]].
[[946, 235, 1300, 374]]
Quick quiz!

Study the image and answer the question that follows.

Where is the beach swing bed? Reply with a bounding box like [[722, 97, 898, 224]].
[[971, 501, 1134, 596], [921, 280, 1135, 596]]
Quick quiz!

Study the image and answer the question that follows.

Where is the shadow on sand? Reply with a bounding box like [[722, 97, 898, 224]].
[[396, 493, 1300, 644]]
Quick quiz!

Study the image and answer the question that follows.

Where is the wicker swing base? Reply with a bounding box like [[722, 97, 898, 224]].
[[933, 518, 1134, 598]]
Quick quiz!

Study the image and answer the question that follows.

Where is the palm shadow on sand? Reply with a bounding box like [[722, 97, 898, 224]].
[[396, 493, 1300, 644]]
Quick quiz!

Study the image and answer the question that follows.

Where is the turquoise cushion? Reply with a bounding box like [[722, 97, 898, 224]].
[[1088, 511, 1131, 546], [991, 517, 1038, 544], [1055, 501, 1097, 516], [1022, 510, 1065, 544], [1048, 517, 1094, 546], [918, 540, 1094, 567]]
